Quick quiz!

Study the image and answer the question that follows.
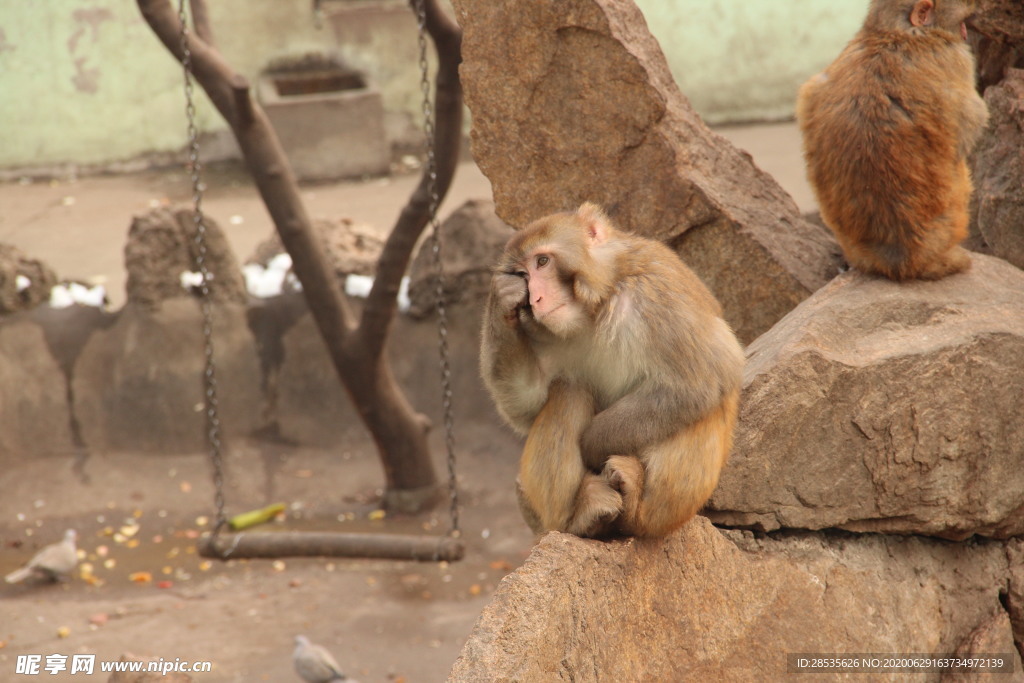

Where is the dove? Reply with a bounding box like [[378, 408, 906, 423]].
[[293, 635, 355, 683], [5, 529, 78, 583]]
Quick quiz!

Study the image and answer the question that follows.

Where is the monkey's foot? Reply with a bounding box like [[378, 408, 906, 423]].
[[603, 455, 644, 529], [567, 473, 622, 538], [604, 455, 643, 495]]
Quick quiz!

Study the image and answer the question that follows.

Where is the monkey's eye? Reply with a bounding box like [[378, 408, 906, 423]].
[[536, 255, 550, 268]]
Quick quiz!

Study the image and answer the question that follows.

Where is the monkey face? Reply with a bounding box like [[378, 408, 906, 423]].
[[523, 251, 588, 337]]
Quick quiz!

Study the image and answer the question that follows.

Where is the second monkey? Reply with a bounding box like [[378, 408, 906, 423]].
[[797, 0, 988, 281]]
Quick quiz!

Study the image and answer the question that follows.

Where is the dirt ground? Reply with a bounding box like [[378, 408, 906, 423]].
[[0, 123, 812, 682]]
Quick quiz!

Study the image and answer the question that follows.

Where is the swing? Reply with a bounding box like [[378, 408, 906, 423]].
[[171, 0, 464, 563]]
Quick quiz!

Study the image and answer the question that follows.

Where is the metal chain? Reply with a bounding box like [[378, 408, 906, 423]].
[[415, 0, 460, 539], [177, 0, 229, 548]]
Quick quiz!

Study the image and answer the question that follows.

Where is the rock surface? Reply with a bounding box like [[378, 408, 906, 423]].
[[0, 243, 58, 314], [0, 317, 75, 463], [125, 206, 247, 308], [448, 518, 1017, 681], [969, 0, 1024, 91], [969, 69, 1024, 270], [944, 610, 1022, 682], [707, 253, 1024, 539], [248, 217, 384, 277], [72, 301, 262, 453], [406, 199, 513, 318], [449, 0, 842, 343]]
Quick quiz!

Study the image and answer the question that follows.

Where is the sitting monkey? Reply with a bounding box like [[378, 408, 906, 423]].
[[481, 203, 744, 538]]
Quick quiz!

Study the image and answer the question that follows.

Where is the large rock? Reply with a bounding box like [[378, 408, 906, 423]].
[[969, 0, 1024, 91], [125, 206, 247, 308], [1007, 540, 1024, 655], [0, 317, 75, 463], [707, 253, 1024, 540], [73, 301, 262, 453], [449, 518, 1017, 681], [0, 243, 58, 314], [945, 610, 1021, 683], [248, 217, 384, 278], [449, 0, 842, 343], [969, 69, 1024, 270]]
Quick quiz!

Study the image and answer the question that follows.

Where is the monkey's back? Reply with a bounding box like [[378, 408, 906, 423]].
[[797, 31, 975, 278]]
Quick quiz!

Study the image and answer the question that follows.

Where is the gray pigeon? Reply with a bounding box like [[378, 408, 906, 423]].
[[5, 529, 78, 583], [293, 635, 355, 683]]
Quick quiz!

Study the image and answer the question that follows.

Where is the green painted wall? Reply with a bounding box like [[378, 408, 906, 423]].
[[0, 0, 343, 171], [0, 1, 867, 172], [637, 0, 868, 123]]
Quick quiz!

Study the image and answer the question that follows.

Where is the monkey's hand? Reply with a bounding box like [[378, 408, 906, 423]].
[[492, 272, 528, 325]]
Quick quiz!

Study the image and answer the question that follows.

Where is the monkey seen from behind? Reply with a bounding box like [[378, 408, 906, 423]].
[[797, 0, 988, 281], [481, 203, 744, 539]]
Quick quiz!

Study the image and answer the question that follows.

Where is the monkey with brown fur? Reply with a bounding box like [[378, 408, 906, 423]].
[[797, 0, 989, 281], [481, 203, 744, 539]]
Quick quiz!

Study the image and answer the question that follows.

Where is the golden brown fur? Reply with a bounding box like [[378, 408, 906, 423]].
[[481, 203, 744, 539], [797, 0, 988, 281]]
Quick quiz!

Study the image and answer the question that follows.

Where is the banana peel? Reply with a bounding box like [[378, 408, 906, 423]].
[[229, 503, 286, 531]]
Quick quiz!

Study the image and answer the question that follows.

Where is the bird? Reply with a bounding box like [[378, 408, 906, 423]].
[[5, 529, 78, 583], [293, 635, 355, 683]]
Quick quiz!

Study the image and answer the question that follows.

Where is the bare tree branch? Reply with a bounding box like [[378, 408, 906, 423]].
[[139, 0, 455, 509], [138, 0, 356, 350], [360, 0, 463, 349], [189, 0, 215, 47]]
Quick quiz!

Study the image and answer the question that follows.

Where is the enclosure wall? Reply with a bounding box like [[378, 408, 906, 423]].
[[0, 0, 865, 173]]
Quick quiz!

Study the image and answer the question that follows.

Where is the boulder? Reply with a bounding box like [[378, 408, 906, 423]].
[[1006, 540, 1024, 655], [449, 518, 1014, 681], [969, 69, 1024, 270], [944, 610, 1023, 682], [72, 300, 262, 453], [248, 217, 384, 278], [707, 253, 1024, 539], [448, 0, 842, 343], [968, 0, 1024, 92], [125, 206, 247, 308], [0, 317, 75, 463], [0, 243, 58, 314]]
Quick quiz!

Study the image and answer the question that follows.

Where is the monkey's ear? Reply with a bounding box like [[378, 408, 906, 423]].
[[909, 0, 934, 27], [576, 202, 612, 246]]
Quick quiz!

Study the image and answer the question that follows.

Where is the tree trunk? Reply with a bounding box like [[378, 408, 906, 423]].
[[137, 0, 463, 513]]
